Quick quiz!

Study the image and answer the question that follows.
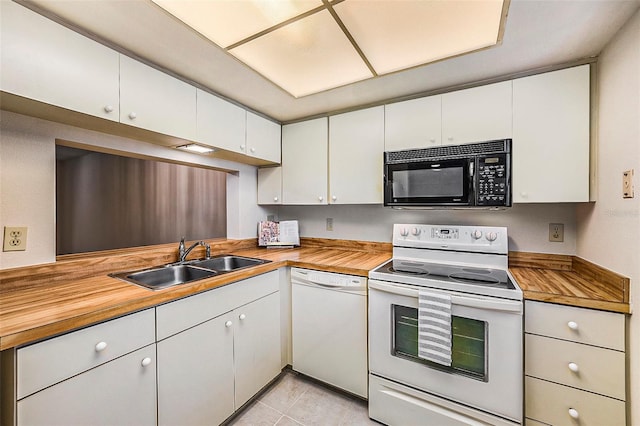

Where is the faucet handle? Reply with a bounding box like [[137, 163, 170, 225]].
[[178, 237, 186, 257], [204, 242, 211, 259]]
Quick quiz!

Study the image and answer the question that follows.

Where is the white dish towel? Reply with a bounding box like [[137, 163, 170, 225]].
[[417, 290, 452, 366]]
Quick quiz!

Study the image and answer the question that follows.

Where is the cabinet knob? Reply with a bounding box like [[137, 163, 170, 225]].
[[568, 408, 579, 419], [447, 136, 453, 141], [239, 313, 246, 320], [95, 341, 108, 352], [225, 320, 233, 328], [250, 147, 256, 153], [274, 196, 279, 202], [141, 357, 152, 367], [318, 196, 323, 202], [332, 195, 337, 201], [429, 138, 436, 143], [568, 362, 579, 373], [128, 112, 137, 120], [520, 192, 528, 198], [104, 105, 114, 113], [567, 321, 579, 331], [240, 145, 246, 151]]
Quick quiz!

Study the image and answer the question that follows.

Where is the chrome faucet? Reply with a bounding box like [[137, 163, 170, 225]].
[[178, 238, 211, 263]]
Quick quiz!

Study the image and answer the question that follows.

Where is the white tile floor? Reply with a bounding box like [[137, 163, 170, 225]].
[[227, 370, 379, 426]]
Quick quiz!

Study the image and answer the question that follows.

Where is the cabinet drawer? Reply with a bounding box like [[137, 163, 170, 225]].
[[525, 301, 624, 350], [525, 334, 625, 400], [17, 308, 155, 399], [156, 270, 279, 341], [525, 377, 625, 426]]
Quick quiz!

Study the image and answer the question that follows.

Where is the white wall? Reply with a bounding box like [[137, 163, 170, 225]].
[[576, 9, 640, 423], [277, 203, 578, 254], [0, 110, 268, 269]]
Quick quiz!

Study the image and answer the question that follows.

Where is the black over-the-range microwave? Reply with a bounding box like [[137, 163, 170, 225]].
[[383, 139, 512, 208]]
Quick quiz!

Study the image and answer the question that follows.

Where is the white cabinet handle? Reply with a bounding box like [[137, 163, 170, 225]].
[[250, 147, 256, 153], [567, 321, 579, 331], [520, 192, 528, 198], [447, 136, 453, 141], [568, 362, 579, 373], [141, 357, 152, 367], [104, 105, 114, 113], [128, 112, 137, 120], [225, 320, 233, 328], [240, 145, 246, 151], [429, 138, 436, 143], [274, 196, 279, 202], [239, 313, 246, 320], [332, 195, 337, 201], [95, 341, 108, 352], [318, 196, 323, 202], [568, 408, 579, 419]]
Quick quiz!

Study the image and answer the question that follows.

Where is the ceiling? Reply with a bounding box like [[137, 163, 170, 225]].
[[21, 0, 640, 123]]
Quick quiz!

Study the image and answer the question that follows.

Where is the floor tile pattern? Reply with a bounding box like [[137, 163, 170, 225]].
[[228, 370, 379, 426]]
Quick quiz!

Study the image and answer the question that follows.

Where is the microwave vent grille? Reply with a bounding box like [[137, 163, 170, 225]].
[[386, 139, 510, 163]]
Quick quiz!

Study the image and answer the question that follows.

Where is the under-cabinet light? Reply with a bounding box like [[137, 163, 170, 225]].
[[176, 143, 215, 154]]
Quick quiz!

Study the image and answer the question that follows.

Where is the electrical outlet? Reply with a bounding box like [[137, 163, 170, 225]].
[[3, 226, 28, 251], [623, 169, 634, 198], [326, 218, 333, 231], [549, 223, 564, 243]]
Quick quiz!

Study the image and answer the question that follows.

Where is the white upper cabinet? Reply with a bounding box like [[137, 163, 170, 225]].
[[441, 81, 513, 145], [385, 95, 442, 151], [246, 112, 282, 163], [329, 106, 385, 204], [196, 89, 246, 154], [282, 118, 328, 205], [1, 1, 119, 121], [120, 55, 197, 141], [258, 167, 283, 205], [513, 65, 590, 203]]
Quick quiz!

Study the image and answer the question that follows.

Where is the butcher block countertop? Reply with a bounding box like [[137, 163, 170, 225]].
[[0, 239, 630, 350]]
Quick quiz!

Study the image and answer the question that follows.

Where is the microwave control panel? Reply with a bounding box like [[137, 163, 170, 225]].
[[476, 154, 509, 206]]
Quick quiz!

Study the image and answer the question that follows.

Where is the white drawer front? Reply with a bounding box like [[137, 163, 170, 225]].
[[156, 271, 279, 341], [525, 301, 624, 350], [525, 334, 625, 400], [17, 308, 155, 399], [525, 377, 625, 426]]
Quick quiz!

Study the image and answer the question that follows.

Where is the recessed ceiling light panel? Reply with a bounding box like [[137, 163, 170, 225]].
[[229, 10, 374, 97], [152, 0, 322, 48], [334, 0, 506, 75]]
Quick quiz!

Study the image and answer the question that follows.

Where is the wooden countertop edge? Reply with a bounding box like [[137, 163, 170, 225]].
[[523, 290, 631, 314]]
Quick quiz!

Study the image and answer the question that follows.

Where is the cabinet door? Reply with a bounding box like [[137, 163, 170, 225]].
[[0, 1, 119, 121], [441, 80, 512, 145], [385, 96, 442, 150], [513, 65, 590, 202], [329, 106, 384, 204], [17, 345, 156, 426], [157, 314, 235, 426], [234, 292, 281, 408], [282, 118, 328, 204], [247, 112, 282, 163], [196, 89, 246, 154], [258, 167, 283, 205], [120, 55, 197, 140]]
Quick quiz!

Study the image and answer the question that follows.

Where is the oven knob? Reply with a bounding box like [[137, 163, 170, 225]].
[[472, 230, 483, 240], [400, 228, 409, 237], [486, 232, 498, 242], [411, 227, 421, 236]]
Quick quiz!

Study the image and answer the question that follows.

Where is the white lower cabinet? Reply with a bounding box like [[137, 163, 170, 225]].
[[156, 271, 281, 425], [17, 345, 157, 426], [524, 301, 627, 425]]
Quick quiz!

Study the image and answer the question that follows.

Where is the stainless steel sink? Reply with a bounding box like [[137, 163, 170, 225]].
[[110, 254, 269, 290], [111, 265, 218, 290], [189, 255, 267, 272]]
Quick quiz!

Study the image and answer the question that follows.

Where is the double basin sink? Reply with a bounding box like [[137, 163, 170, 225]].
[[110, 255, 269, 290]]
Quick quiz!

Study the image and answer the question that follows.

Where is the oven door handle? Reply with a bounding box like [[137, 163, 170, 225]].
[[368, 280, 522, 313]]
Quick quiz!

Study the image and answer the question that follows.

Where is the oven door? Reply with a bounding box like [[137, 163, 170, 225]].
[[384, 157, 473, 206], [368, 279, 522, 423]]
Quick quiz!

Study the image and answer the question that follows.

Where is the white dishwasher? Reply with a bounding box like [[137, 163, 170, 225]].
[[291, 267, 368, 398]]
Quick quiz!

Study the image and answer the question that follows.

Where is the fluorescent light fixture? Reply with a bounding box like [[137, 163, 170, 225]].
[[176, 143, 215, 154], [152, 0, 508, 97]]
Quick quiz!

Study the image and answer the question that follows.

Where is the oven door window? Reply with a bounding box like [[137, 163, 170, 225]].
[[392, 305, 487, 381]]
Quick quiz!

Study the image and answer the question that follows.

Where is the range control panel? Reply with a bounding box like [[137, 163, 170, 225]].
[[393, 224, 508, 255]]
